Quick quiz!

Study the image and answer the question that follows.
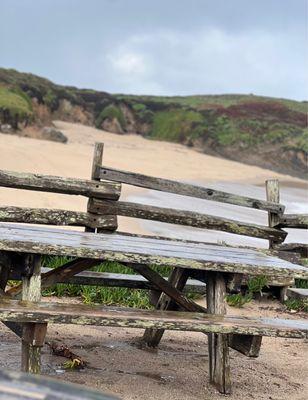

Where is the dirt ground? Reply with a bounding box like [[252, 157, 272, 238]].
[[0, 297, 307, 400]]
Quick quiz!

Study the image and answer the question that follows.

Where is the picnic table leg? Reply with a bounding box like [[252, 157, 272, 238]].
[[143, 267, 189, 347], [207, 271, 231, 394], [0, 252, 23, 337], [21, 254, 47, 374]]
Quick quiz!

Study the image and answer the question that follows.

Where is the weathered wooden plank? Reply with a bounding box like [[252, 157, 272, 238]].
[[91, 142, 104, 180], [273, 243, 308, 258], [241, 274, 294, 288], [21, 255, 47, 374], [99, 166, 285, 214], [278, 214, 308, 229], [9, 267, 207, 293], [207, 272, 231, 394], [0, 169, 121, 199], [143, 268, 190, 347], [267, 249, 301, 266], [118, 231, 304, 269], [286, 288, 308, 300], [0, 299, 307, 338], [0, 224, 307, 279], [89, 198, 287, 241], [0, 206, 118, 229]]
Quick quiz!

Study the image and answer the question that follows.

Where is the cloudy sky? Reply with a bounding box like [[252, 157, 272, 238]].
[[1, 0, 307, 100]]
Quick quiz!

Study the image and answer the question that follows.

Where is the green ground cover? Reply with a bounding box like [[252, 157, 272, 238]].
[[41, 256, 176, 308], [149, 109, 204, 141], [95, 104, 126, 129], [0, 86, 32, 119]]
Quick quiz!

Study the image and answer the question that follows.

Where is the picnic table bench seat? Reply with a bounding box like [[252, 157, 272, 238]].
[[0, 298, 307, 339], [0, 142, 307, 397]]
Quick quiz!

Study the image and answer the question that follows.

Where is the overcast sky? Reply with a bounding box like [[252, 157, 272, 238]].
[[1, 0, 307, 100]]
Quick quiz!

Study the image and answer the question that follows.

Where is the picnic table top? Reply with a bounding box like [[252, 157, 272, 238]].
[[0, 223, 307, 279]]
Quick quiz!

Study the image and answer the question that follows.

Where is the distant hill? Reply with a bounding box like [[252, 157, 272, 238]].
[[0, 67, 307, 178]]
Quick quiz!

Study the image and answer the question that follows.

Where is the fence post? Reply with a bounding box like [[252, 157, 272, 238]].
[[266, 179, 287, 301], [86, 142, 118, 233]]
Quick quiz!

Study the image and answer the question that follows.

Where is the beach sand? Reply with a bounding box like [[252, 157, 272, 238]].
[[0, 122, 307, 399], [0, 121, 304, 233]]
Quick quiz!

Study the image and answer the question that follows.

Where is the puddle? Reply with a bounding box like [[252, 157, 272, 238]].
[[116, 369, 175, 384]]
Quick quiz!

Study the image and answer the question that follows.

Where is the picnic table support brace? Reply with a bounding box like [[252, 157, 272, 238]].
[[130, 264, 205, 312], [21, 254, 47, 374], [143, 267, 190, 347], [207, 271, 231, 394]]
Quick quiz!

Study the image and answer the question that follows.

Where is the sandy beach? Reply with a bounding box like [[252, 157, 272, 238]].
[[0, 122, 307, 399], [0, 121, 305, 234]]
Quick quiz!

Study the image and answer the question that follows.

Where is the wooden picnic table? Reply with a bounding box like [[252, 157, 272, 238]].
[[1, 146, 308, 397], [0, 222, 307, 395]]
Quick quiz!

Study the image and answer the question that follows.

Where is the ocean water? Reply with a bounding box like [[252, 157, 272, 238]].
[[127, 181, 308, 248]]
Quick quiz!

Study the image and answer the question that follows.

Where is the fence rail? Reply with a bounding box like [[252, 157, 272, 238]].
[[98, 166, 284, 214]]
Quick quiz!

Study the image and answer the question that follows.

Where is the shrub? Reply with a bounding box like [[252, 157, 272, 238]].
[[213, 116, 251, 146], [41, 257, 165, 308], [295, 129, 308, 153], [95, 104, 126, 129], [132, 102, 154, 123], [226, 276, 268, 308], [132, 103, 147, 112], [0, 86, 32, 120], [38, 256, 200, 308], [226, 293, 252, 307], [43, 89, 58, 111], [247, 275, 268, 295], [284, 299, 308, 312], [150, 109, 204, 142]]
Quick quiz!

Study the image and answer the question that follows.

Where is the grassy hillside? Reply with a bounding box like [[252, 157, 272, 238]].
[[116, 93, 307, 177], [116, 93, 307, 113], [0, 67, 307, 178]]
